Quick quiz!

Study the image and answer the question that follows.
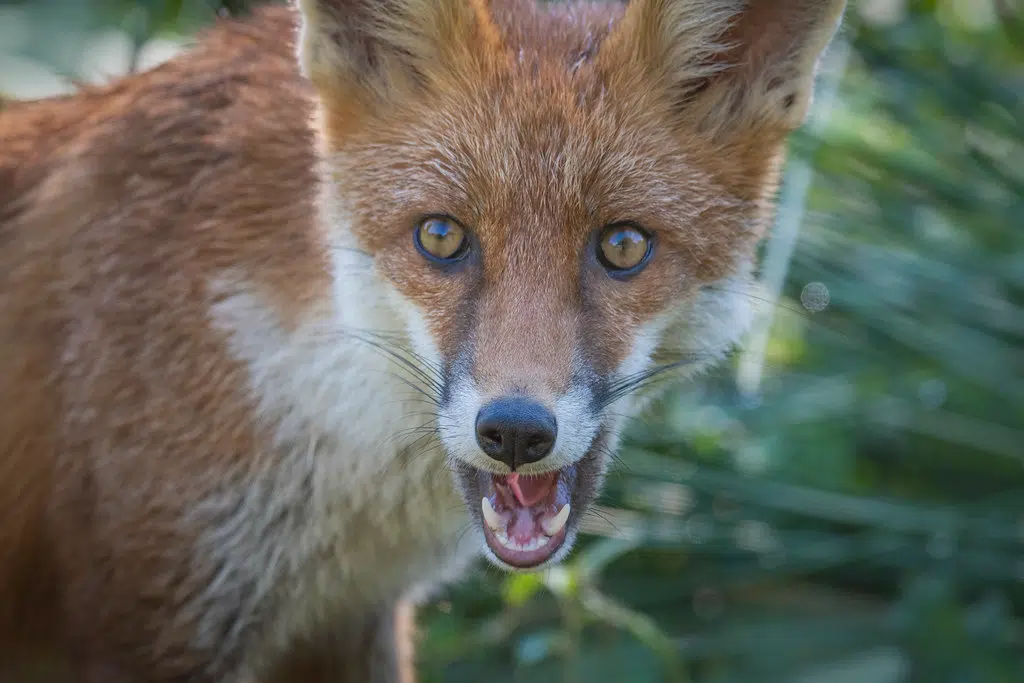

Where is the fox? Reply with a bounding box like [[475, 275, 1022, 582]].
[[0, 0, 846, 680]]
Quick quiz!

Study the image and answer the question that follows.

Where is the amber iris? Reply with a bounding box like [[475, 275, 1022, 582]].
[[598, 223, 652, 273], [415, 217, 468, 262]]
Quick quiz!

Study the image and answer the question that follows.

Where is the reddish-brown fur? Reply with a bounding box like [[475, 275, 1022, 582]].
[[321, 0, 785, 391], [0, 1, 844, 680], [1, 10, 326, 678]]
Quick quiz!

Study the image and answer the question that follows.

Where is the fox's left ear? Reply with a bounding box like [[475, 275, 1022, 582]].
[[605, 0, 847, 135]]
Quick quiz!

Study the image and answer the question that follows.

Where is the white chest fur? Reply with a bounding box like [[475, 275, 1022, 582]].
[[203, 274, 477, 662]]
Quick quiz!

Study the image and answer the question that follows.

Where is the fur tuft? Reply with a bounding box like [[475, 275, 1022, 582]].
[[600, 0, 847, 135], [296, 0, 504, 102], [602, 0, 743, 101]]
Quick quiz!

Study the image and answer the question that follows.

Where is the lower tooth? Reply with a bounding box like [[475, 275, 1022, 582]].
[[492, 533, 552, 554], [481, 497, 504, 532], [541, 503, 571, 536]]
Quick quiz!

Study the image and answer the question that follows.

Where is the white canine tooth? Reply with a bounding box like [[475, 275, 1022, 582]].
[[541, 504, 570, 537], [481, 497, 504, 532]]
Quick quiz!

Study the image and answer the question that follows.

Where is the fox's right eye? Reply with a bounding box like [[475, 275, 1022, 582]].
[[597, 223, 653, 276], [415, 216, 469, 263]]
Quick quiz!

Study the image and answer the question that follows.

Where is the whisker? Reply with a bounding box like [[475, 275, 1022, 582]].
[[582, 506, 623, 535], [702, 283, 860, 346], [348, 328, 446, 379], [305, 323, 445, 391], [352, 330, 444, 384], [386, 423, 440, 446], [348, 333, 445, 397], [593, 442, 629, 473], [381, 397, 440, 411], [599, 356, 709, 409]]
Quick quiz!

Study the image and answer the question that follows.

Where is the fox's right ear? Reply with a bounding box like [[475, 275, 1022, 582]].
[[296, 0, 503, 103]]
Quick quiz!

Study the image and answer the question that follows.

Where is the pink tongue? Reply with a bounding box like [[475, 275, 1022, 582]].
[[505, 473, 557, 507], [509, 508, 538, 543]]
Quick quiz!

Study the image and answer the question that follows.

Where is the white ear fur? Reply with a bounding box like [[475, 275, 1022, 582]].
[[295, 0, 500, 99], [613, 0, 847, 135]]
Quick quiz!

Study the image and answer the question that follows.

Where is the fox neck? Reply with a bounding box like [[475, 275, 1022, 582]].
[[210, 210, 439, 500]]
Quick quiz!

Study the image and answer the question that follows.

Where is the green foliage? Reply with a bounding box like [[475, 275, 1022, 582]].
[[3, 1, 1021, 681]]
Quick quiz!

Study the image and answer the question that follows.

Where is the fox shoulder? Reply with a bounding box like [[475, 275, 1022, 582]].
[[0, 4, 333, 669]]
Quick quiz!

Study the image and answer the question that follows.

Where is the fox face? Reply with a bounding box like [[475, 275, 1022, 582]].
[[298, 0, 845, 570]]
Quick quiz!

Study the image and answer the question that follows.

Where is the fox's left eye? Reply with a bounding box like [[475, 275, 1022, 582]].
[[597, 223, 653, 275], [415, 216, 469, 263]]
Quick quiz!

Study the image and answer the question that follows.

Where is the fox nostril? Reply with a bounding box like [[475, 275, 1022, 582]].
[[524, 433, 554, 458], [474, 397, 557, 471], [479, 428, 503, 450]]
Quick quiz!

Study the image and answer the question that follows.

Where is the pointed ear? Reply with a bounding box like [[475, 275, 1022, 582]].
[[605, 0, 846, 135], [296, 0, 503, 102]]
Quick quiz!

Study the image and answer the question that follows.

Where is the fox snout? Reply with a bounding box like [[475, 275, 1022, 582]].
[[475, 397, 558, 471], [435, 328, 609, 570]]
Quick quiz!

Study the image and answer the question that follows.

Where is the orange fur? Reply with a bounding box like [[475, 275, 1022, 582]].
[[0, 1, 844, 680]]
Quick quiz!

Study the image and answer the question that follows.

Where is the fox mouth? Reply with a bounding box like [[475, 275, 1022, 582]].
[[477, 468, 574, 568], [454, 439, 602, 570]]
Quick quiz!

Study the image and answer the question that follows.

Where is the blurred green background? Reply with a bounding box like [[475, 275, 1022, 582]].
[[2, 1, 1022, 681]]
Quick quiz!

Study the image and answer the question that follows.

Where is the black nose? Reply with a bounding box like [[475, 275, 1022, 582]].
[[475, 397, 557, 470]]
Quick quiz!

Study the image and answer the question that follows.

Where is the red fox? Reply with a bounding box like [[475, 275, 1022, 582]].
[[0, 0, 845, 680]]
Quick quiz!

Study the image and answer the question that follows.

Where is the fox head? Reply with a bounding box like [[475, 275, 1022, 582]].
[[295, 0, 845, 570]]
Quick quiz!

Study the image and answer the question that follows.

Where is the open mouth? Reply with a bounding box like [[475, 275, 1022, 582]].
[[477, 468, 573, 568]]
